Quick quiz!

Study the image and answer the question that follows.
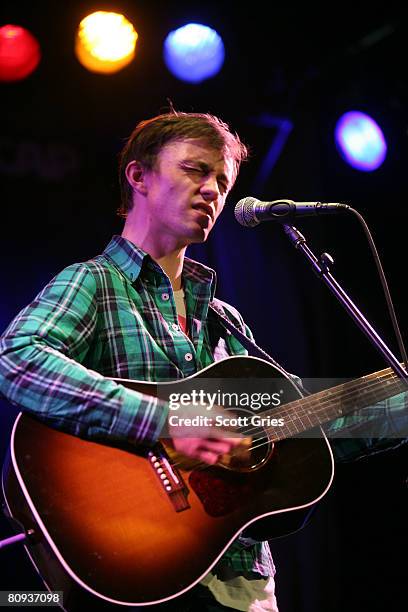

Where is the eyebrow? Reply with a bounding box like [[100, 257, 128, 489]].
[[181, 158, 230, 186]]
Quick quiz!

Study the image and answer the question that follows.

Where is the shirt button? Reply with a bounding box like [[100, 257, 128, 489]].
[[171, 323, 179, 331], [161, 293, 169, 301], [184, 353, 193, 362]]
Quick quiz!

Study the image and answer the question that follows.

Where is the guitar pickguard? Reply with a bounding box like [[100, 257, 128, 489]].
[[189, 468, 254, 517], [188, 439, 274, 517]]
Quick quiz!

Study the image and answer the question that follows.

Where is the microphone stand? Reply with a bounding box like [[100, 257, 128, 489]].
[[283, 224, 408, 386]]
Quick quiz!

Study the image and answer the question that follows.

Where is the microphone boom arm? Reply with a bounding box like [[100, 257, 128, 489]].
[[283, 224, 408, 385]]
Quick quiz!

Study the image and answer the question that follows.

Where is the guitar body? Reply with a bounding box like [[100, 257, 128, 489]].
[[2, 357, 334, 609]]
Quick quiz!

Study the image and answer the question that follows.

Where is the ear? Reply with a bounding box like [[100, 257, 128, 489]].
[[125, 161, 148, 196]]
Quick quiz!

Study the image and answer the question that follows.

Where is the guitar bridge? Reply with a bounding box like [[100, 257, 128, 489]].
[[148, 446, 190, 512]]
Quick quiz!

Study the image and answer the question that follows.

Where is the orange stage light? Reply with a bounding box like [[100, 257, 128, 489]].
[[75, 11, 138, 74]]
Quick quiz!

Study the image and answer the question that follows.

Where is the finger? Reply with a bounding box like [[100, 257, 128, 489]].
[[207, 435, 248, 446], [198, 440, 235, 455], [198, 451, 219, 465]]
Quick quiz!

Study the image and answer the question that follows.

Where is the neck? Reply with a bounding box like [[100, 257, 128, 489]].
[[121, 223, 186, 291], [155, 251, 185, 291]]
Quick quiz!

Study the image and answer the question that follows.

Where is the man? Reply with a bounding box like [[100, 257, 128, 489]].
[[0, 111, 406, 612], [0, 112, 279, 611]]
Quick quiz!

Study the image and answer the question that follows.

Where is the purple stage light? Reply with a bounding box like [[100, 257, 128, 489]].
[[335, 111, 387, 171]]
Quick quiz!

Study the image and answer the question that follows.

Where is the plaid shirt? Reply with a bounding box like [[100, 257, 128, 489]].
[[1, 235, 406, 577], [0, 235, 275, 576]]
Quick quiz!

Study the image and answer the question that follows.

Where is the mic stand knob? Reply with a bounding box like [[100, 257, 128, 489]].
[[319, 252, 334, 274]]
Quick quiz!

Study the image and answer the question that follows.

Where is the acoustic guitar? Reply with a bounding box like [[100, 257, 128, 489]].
[[2, 356, 404, 609]]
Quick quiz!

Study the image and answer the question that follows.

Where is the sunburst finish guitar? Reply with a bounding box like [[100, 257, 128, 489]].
[[2, 356, 404, 610]]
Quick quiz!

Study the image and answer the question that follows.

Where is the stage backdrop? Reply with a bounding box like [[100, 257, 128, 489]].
[[1, 3, 407, 611]]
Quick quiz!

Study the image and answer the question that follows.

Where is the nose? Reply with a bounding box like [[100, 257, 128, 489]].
[[200, 175, 220, 201]]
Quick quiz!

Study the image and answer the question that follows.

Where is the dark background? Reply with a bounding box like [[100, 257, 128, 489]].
[[0, 2, 407, 610]]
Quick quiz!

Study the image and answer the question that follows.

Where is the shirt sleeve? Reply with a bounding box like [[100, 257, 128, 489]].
[[323, 392, 408, 462], [0, 263, 168, 446]]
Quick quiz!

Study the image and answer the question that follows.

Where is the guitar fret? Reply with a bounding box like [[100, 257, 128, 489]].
[[263, 367, 406, 440]]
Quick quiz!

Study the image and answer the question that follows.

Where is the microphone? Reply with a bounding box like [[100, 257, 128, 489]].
[[235, 197, 350, 227]]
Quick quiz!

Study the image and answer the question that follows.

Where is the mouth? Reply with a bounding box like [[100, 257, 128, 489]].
[[192, 202, 214, 221]]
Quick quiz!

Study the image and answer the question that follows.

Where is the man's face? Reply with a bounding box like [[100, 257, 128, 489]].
[[140, 139, 235, 248]]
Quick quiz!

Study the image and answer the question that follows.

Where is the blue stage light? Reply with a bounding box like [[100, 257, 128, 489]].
[[335, 111, 387, 171], [163, 23, 225, 83]]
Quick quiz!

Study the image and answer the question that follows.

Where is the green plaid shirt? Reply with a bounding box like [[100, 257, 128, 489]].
[[0, 235, 406, 577], [0, 235, 275, 576]]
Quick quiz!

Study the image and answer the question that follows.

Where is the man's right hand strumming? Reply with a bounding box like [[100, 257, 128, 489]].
[[168, 403, 247, 465]]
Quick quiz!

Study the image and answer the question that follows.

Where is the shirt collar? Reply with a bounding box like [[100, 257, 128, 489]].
[[182, 257, 216, 300], [103, 235, 147, 283], [102, 235, 217, 298]]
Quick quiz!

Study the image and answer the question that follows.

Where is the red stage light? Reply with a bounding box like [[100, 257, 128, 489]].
[[0, 24, 41, 82]]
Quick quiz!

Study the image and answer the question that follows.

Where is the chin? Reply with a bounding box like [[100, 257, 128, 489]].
[[190, 228, 211, 244], [183, 223, 211, 245]]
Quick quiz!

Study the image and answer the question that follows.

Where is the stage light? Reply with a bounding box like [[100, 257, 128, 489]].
[[75, 11, 138, 74], [163, 23, 225, 83], [335, 111, 387, 171], [0, 25, 41, 82]]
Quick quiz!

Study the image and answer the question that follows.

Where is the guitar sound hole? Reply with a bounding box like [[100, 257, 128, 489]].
[[218, 427, 273, 472]]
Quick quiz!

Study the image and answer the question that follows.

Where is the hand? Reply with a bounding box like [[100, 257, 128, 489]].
[[168, 403, 246, 465]]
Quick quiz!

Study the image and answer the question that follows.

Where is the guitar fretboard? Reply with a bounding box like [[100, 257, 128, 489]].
[[262, 367, 406, 440]]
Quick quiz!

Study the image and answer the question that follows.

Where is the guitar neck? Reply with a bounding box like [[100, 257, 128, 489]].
[[266, 367, 406, 440]]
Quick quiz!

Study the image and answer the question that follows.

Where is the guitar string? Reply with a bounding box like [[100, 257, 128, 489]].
[[168, 369, 402, 472], [242, 369, 403, 454], [241, 368, 399, 434], [168, 369, 400, 471], [246, 370, 404, 457], [244, 368, 401, 442]]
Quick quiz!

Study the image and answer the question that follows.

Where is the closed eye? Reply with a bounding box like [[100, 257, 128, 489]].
[[183, 165, 204, 175], [181, 163, 229, 194], [218, 180, 228, 194]]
